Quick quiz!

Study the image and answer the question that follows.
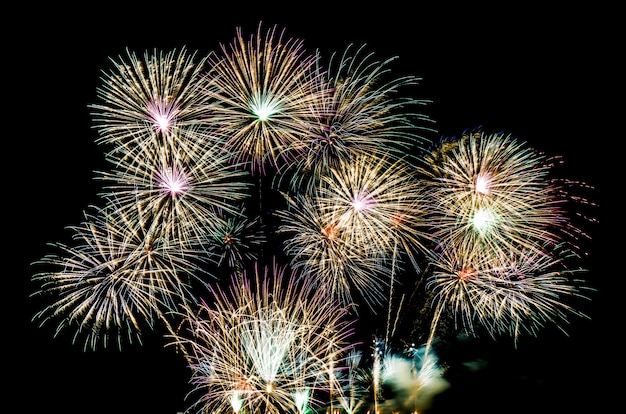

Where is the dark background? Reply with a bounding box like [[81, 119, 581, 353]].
[[9, 3, 617, 413]]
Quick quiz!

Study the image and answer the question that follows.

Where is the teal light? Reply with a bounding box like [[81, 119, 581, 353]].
[[251, 93, 279, 120]]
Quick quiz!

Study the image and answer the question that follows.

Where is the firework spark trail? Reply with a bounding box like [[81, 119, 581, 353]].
[[276, 43, 434, 194], [378, 344, 449, 413], [95, 125, 253, 252], [475, 244, 592, 339], [89, 47, 213, 153], [171, 259, 357, 414], [331, 349, 369, 414], [30, 200, 211, 351], [200, 22, 328, 176], [340, 339, 448, 414], [372, 338, 384, 414]]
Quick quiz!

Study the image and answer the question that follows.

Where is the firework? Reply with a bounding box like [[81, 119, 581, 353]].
[[28, 22, 599, 414], [276, 191, 390, 312], [200, 22, 328, 175], [420, 130, 590, 264], [316, 153, 431, 267], [417, 129, 596, 346], [89, 47, 213, 153], [95, 124, 253, 252], [372, 338, 384, 414], [30, 200, 212, 351], [277, 43, 434, 194], [171, 259, 357, 414], [424, 239, 592, 345], [277, 153, 431, 316], [205, 204, 265, 272], [331, 349, 369, 414], [380, 343, 449, 413]]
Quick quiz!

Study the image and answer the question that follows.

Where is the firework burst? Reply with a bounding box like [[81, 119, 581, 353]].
[[425, 239, 592, 345], [418, 129, 596, 345], [200, 22, 328, 175], [317, 153, 431, 266], [89, 47, 213, 153], [420, 130, 590, 264], [30, 200, 212, 351], [276, 191, 390, 312], [171, 259, 357, 414], [205, 204, 265, 273], [277, 153, 431, 316]]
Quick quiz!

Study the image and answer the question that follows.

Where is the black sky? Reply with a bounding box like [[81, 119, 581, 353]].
[[9, 4, 617, 414]]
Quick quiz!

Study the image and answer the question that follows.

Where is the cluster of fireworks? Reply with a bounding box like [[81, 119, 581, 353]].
[[30, 22, 596, 414]]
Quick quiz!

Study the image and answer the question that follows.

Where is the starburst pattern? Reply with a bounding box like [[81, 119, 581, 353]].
[[420, 130, 587, 264], [200, 22, 328, 175], [29, 23, 598, 414], [418, 129, 595, 345], [425, 240, 592, 343], [276, 192, 390, 312], [206, 204, 265, 272], [89, 47, 213, 152], [317, 153, 431, 266]]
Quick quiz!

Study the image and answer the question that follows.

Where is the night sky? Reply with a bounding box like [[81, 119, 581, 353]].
[[10, 4, 617, 414]]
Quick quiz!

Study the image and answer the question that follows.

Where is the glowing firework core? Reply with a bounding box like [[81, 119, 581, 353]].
[[158, 166, 190, 195], [458, 268, 476, 281], [223, 233, 234, 245], [351, 193, 372, 212], [474, 173, 492, 195], [251, 93, 280, 120], [472, 207, 496, 233], [148, 98, 177, 133], [154, 113, 171, 132], [323, 224, 339, 241]]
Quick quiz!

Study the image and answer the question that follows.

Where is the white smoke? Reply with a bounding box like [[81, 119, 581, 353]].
[[377, 347, 450, 413]]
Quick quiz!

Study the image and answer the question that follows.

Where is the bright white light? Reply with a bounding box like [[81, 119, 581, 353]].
[[230, 392, 244, 413], [472, 207, 496, 233], [352, 198, 365, 211], [474, 173, 492, 195], [294, 389, 309, 414], [251, 94, 279, 120], [351, 193, 372, 212], [147, 98, 178, 133], [158, 166, 190, 195], [154, 114, 171, 131]]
